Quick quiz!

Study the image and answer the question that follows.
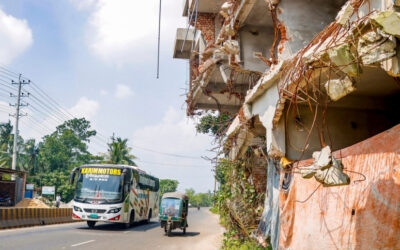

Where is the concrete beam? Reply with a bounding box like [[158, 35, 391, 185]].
[[173, 28, 195, 59], [195, 103, 241, 113], [206, 81, 250, 93], [183, 0, 225, 17]]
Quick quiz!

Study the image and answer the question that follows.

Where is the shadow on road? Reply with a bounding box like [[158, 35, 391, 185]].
[[163, 232, 200, 237], [77, 221, 160, 232]]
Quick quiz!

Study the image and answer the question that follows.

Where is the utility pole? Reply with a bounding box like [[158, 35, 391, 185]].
[[10, 74, 29, 172]]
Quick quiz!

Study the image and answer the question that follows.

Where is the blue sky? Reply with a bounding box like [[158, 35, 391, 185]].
[[0, 0, 216, 193]]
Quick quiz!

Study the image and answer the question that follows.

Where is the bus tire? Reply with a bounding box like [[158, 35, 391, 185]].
[[146, 209, 152, 224], [87, 221, 96, 228], [125, 210, 134, 229]]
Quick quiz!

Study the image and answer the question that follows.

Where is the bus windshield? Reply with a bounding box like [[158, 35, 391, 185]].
[[74, 167, 123, 203]]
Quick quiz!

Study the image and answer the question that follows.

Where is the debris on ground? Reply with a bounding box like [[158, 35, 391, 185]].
[[15, 198, 50, 208]]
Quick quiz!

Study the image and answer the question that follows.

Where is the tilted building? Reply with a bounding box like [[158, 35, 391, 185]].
[[173, 0, 400, 248]]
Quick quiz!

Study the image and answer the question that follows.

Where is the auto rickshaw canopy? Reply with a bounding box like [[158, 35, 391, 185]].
[[162, 192, 189, 201]]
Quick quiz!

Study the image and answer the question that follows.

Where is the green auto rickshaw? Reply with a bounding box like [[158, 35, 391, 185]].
[[159, 192, 189, 236]]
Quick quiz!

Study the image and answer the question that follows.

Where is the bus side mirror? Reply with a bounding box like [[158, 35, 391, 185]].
[[69, 167, 78, 184], [69, 172, 75, 184]]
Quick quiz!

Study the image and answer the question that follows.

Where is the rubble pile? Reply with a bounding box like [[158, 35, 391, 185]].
[[15, 198, 49, 208]]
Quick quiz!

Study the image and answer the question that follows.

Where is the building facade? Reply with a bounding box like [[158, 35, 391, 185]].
[[174, 0, 400, 248]]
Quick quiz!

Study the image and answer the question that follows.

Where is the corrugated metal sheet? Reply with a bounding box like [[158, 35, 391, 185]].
[[279, 124, 400, 249]]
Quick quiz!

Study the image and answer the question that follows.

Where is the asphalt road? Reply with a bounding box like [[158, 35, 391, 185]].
[[0, 208, 223, 250]]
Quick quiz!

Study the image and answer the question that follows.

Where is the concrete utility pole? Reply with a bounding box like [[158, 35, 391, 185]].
[[10, 74, 29, 171]]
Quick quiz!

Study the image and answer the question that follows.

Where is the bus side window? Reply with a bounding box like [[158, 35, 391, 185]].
[[124, 169, 132, 194]]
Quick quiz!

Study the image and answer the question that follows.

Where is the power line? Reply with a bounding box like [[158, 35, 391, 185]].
[[131, 145, 203, 160], [0, 66, 206, 160], [135, 159, 210, 168]]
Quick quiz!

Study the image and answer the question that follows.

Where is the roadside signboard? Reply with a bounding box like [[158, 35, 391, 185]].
[[42, 186, 55, 195], [26, 184, 34, 190]]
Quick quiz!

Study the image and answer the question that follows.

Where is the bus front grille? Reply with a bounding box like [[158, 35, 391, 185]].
[[84, 209, 106, 214]]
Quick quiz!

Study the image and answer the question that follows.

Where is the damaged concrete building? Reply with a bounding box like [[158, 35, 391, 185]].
[[174, 0, 400, 249]]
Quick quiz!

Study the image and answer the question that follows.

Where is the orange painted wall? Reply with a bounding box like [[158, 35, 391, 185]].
[[279, 124, 400, 249]]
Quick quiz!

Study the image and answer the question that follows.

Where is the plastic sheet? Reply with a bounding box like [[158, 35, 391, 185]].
[[279, 124, 400, 249], [254, 158, 281, 249]]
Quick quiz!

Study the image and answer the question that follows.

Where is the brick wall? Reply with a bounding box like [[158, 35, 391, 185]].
[[191, 13, 215, 44], [252, 163, 267, 193]]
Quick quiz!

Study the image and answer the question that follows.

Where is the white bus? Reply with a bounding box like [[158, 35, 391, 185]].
[[69, 164, 159, 228]]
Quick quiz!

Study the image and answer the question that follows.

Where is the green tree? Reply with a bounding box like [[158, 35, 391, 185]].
[[185, 188, 196, 205], [39, 118, 96, 171], [159, 179, 179, 197], [106, 136, 136, 165], [20, 139, 40, 175], [184, 188, 213, 207], [0, 121, 13, 169], [55, 118, 96, 142], [196, 113, 232, 136], [27, 172, 74, 202]]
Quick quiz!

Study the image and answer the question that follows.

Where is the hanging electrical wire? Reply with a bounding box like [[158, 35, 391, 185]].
[[0, 65, 210, 161]]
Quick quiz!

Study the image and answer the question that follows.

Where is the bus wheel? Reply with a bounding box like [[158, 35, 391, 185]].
[[146, 209, 152, 224], [125, 211, 134, 229], [87, 221, 96, 228]]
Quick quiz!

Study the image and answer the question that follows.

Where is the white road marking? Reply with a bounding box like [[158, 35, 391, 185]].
[[0, 229, 17, 233], [71, 240, 95, 247]]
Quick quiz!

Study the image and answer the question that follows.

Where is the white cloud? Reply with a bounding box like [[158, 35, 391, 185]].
[[68, 96, 99, 120], [71, 0, 186, 65], [132, 107, 215, 192], [0, 8, 33, 65], [77, 0, 159, 64], [69, 0, 96, 10], [114, 84, 133, 100], [100, 89, 108, 96]]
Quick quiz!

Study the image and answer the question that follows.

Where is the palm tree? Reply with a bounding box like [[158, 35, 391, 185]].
[[20, 139, 40, 175], [0, 122, 13, 169], [106, 136, 137, 166]]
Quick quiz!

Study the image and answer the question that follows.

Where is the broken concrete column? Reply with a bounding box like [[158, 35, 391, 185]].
[[327, 44, 361, 76], [336, 1, 354, 26], [380, 41, 400, 77], [371, 11, 400, 38], [312, 146, 332, 170], [300, 146, 350, 186], [314, 157, 350, 187], [299, 165, 317, 179], [358, 30, 397, 65], [324, 76, 356, 101]]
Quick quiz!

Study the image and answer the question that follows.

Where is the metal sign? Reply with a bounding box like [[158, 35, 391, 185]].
[[26, 184, 34, 190], [42, 186, 55, 195]]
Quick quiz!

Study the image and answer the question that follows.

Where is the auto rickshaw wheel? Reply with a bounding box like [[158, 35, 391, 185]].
[[167, 224, 172, 236]]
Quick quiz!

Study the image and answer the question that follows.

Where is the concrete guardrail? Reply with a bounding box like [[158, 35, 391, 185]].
[[0, 208, 75, 229]]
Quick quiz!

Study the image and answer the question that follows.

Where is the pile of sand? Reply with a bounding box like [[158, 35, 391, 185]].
[[15, 198, 50, 208]]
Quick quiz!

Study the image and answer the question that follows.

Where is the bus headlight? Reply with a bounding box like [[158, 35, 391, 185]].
[[107, 208, 121, 214], [73, 206, 83, 212]]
